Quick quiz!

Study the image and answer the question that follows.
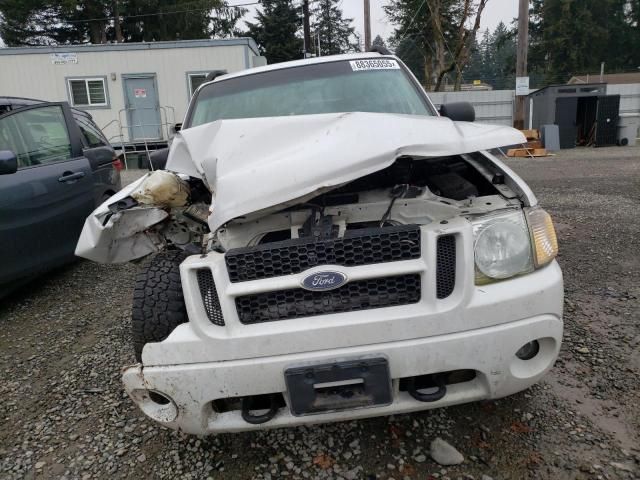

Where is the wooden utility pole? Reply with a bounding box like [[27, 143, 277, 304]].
[[364, 0, 371, 51], [303, 0, 311, 57], [514, 0, 529, 129]]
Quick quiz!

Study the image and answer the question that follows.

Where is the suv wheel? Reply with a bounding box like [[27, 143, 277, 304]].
[[131, 250, 188, 361]]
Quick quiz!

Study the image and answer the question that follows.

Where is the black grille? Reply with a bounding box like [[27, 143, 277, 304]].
[[197, 269, 225, 326], [436, 235, 456, 299], [225, 225, 421, 283], [235, 274, 421, 324]]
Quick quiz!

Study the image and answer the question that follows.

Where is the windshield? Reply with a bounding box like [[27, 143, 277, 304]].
[[187, 58, 434, 128]]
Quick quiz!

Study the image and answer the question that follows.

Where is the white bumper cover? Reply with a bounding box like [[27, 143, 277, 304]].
[[122, 260, 563, 435]]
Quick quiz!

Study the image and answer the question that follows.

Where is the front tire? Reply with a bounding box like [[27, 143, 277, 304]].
[[131, 250, 189, 362]]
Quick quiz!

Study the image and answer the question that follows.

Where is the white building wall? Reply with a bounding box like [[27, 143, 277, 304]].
[[0, 40, 257, 141]]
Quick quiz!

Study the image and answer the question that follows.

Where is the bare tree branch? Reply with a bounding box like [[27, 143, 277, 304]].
[[434, 0, 488, 91]]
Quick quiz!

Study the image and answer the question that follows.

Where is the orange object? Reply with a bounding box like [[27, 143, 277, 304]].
[[506, 148, 548, 157], [520, 129, 539, 140]]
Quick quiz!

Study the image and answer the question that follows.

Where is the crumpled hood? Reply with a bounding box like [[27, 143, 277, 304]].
[[166, 112, 525, 231]]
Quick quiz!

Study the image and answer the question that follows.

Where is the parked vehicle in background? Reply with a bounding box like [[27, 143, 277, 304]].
[[77, 53, 562, 435], [0, 99, 122, 294]]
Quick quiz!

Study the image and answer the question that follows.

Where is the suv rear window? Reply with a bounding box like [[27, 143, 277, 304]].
[[73, 112, 108, 148]]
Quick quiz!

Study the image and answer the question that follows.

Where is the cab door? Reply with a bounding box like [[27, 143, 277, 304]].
[[0, 103, 94, 285]]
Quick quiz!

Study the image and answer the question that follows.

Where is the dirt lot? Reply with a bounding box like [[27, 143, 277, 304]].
[[1, 146, 639, 480]]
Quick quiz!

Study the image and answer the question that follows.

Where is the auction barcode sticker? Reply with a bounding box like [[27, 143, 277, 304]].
[[349, 59, 400, 71]]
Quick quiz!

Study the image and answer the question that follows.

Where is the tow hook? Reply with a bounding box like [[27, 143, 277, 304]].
[[241, 394, 280, 424], [406, 374, 447, 402]]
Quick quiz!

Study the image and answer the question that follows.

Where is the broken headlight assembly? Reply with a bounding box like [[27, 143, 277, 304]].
[[471, 207, 558, 284]]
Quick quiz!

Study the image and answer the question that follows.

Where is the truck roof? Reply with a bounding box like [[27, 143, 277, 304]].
[[216, 52, 394, 82]]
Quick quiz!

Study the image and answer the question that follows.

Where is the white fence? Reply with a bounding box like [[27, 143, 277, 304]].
[[427, 84, 640, 127], [428, 90, 515, 126]]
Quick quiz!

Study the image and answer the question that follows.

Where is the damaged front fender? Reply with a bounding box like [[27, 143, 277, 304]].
[[76, 174, 170, 263]]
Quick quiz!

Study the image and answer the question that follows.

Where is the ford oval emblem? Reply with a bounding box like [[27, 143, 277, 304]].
[[301, 271, 348, 291]]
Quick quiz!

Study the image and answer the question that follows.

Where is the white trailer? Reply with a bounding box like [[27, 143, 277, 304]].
[[0, 38, 263, 148]]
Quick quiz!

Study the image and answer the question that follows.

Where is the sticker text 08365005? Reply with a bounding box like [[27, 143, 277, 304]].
[[349, 59, 400, 72]]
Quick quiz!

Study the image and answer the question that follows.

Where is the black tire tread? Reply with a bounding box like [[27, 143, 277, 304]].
[[131, 250, 189, 361]]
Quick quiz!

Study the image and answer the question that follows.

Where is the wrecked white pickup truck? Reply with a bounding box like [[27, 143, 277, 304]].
[[76, 53, 562, 434]]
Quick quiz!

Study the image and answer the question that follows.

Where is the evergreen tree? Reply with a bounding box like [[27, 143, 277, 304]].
[[0, 0, 242, 46], [542, 0, 608, 79], [457, 21, 522, 90], [209, 4, 247, 38], [120, 0, 236, 42], [312, 0, 357, 56], [477, 28, 493, 80], [527, 0, 640, 83], [371, 34, 386, 49], [0, 0, 97, 45], [245, 0, 302, 63], [395, 36, 425, 83], [461, 33, 484, 83], [487, 22, 516, 89]]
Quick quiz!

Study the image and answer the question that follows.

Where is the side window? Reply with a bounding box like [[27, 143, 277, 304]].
[[73, 113, 108, 147], [0, 106, 73, 168], [188, 74, 208, 97], [0, 116, 28, 167]]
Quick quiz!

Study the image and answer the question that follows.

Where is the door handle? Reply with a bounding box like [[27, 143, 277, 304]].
[[58, 171, 86, 183]]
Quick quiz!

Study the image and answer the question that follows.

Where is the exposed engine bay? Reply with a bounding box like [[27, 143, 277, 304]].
[[75, 112, 531, 264], [77, 152, 521, 264], [215, 154, 519, 252]]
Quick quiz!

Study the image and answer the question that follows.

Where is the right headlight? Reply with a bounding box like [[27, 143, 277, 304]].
[[471, 207, 558, 284]]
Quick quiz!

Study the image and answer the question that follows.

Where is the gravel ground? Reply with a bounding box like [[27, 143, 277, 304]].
[[1, 146, 639, 480]]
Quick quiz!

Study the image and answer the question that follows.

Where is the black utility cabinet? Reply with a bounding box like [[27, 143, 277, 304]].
[[526, 84, 620, 148], [594, 95, 621, 146], [555, 97, 579, 149]]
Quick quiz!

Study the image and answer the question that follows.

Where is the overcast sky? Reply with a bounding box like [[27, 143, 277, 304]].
[[239, 0, 520, 44]]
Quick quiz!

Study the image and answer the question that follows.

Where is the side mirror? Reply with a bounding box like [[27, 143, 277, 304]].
[[172, 123, 182, 134], [439, 102, 475, 122], [0, 150, 18, 175]]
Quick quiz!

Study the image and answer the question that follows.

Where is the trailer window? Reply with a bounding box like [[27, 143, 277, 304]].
[[188, 73, 208, 97], [67, 78, 108, 107]]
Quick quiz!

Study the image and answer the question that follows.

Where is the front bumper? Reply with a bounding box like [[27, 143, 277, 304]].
[[124, 216, 563, 434], [123, 312, 562, 434]]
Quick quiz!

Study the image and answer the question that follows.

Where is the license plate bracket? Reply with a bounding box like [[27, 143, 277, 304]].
[[285, 357, 392, 416]]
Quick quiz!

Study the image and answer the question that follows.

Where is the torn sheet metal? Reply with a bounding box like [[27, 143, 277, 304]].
[[75, 175, 169, 263], [77, 112, 526, 264], [166, 112, 526, 232]]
